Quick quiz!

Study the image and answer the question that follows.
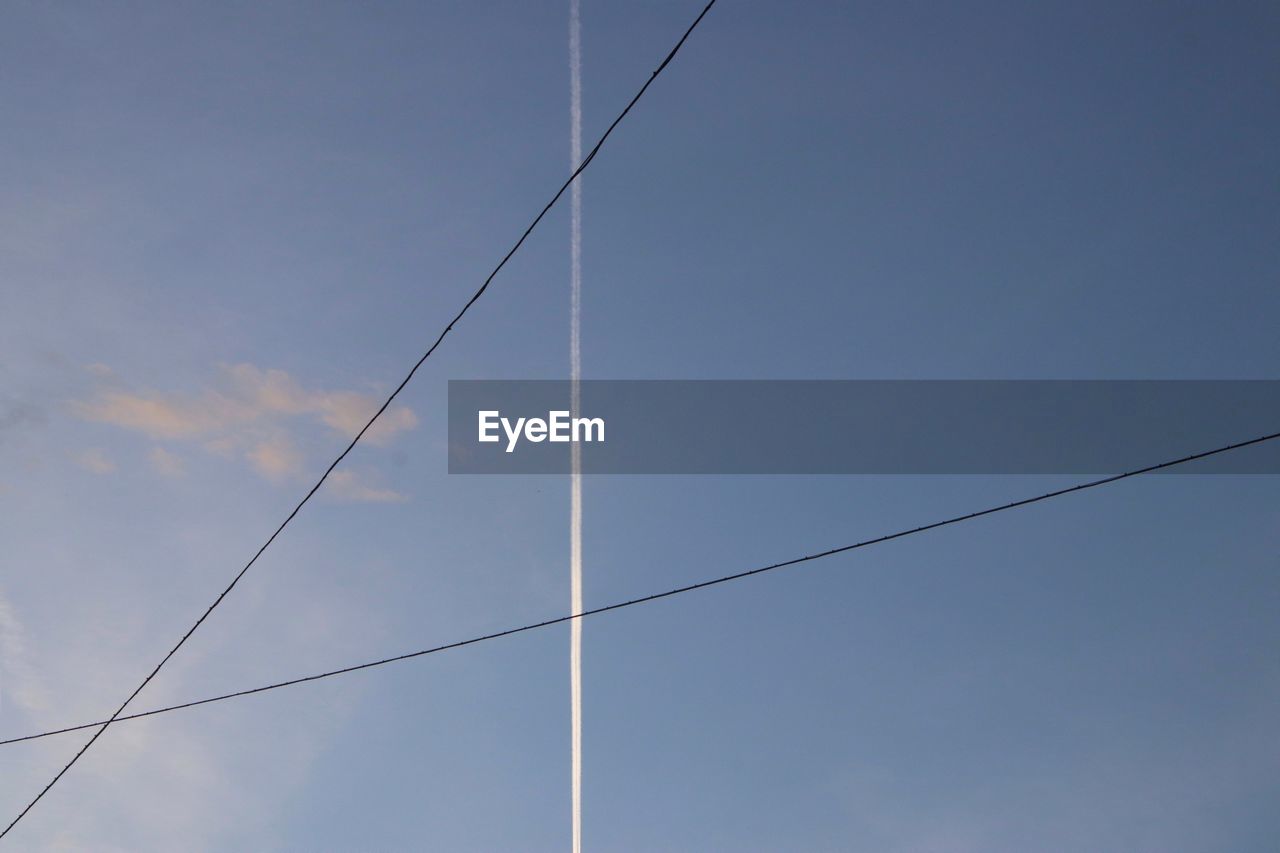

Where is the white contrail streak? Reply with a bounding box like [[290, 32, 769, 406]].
[[569, 1, 584, 851]]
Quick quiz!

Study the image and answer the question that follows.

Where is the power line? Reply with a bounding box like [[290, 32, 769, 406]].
[[0, 0, 719, 840], [4, 430, 1273, 751]]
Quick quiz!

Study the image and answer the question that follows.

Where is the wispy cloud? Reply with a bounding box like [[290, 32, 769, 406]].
[[0, 590, 50, 716], [74, 363, 416, 501], [148, 446, 185, 477], [246, 435, 303, 483], [327, 469, 408, 503], [75, 363, 418, 446], [0, 574, 379, 850], [77, 448, 116, 475], [221, 364, 418, 446]]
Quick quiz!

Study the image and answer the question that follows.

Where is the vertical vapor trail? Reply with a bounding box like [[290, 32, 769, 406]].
[[568, 1, 584, 851]]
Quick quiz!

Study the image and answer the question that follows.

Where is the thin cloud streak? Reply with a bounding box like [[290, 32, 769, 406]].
[[569, 3, 584, 851]]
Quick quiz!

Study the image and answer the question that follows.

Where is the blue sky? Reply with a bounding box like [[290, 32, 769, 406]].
[[1, 1, 1278, 850]]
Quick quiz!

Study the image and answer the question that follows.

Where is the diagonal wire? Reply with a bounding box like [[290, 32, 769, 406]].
[[4, 429, 1274, 751], [0, 0, 718, 839]]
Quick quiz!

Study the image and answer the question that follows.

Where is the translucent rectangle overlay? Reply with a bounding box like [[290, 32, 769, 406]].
[[447, 380, 1280, 475]]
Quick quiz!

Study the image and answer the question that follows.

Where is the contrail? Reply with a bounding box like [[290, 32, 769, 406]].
[[568, 1, 584, 851]]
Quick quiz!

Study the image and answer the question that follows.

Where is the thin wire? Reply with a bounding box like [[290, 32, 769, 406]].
[[4, 429, 1273, 750], [0, 0, 719, 840]]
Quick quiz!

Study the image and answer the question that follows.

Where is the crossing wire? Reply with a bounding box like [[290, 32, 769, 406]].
[[0, 0, 719, 839], [3, 430, 1274, 751]]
